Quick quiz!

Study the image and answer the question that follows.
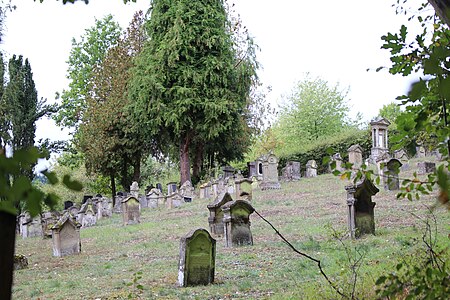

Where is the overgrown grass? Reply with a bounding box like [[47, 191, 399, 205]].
[[13, 157, 449, 299]]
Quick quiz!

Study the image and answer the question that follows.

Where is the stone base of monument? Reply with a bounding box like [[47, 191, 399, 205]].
[[259, 182, 281, 190]]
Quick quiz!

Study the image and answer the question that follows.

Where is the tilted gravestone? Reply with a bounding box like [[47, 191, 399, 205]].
[[222, 200, 255, 247], [348, 144, 364, 169], [345, 177, 379, 239], [235, 178, 253, 201], [417, 161, 436, 175], [207, 192, 234, 237], [383, 158, 402, 191], [51, 212, 82, 257], [305, 160, 318, 178], [178, 228, 216, 287], [121, 196, 140, 225]]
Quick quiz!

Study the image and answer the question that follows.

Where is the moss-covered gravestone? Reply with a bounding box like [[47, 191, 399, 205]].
[[222, 200, 255, 247], [51, 212, 82, 257], [234, 178, 253, 201], [345, 177, 379, 239], [178, 228, 216, 287], [121, 196, 140, 225], [207, 192, 233, 237]]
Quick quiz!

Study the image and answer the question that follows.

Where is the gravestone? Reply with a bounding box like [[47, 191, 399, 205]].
[[282, 161, 301, 181], [178, 228, 216, 287], [207, 192, 234, 237], [222, 200, 255, 247], [345, 177, 379, 239], [139, 195, 148, 208], [20, 213, 43, 238], [67, 205, 80, 218], [211, 180, 219, 198], [64, 201, 74, 210], [370, 117, 390, 162], [259, 153, 281, 190], [329, 153, 343, 172], [41, 211, 60, 238], [130, 181, 140, 198], [199, 182, 210, 199], [167, 182, 178, 196], [222, 165, 235, 178], [305, 160, 318, 178], [417, 162, 436, 175], [416, 146, 426, 158], [156, 183, 163, 194], [114, 192, 128, 213], [82, 195, 93, 204], [226, 177, 235, 194], [235, 178, 253, 201], [121, 196, 141, 225], [348, 144, 364, 169], [51, 212, 82, 257], [383, 158, 402, 191], [146, 188, 161, 208], [247, 161, 257, 178], [166, 192, 184, 209], [79, 199, 97, 228], [180, 180, 195, 202]]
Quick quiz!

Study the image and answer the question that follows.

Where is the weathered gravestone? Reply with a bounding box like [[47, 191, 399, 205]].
[[199, 182, 212, 199], [114, 191, 128, 213], [167, 182, 178, 196], [222, 165, 235, 178], [282, 161, 301, 181], [383, 159, 402, 191], [166, 192, 184, 209], [259, 153, 281, 190], [348, 144, 364, 169], [51, 212, 82, 257], [305, 160, 318, 178], [345, 177, 379, 239], [235, 178, 253, 201], [130, 181, 140, 198], [222, 200, 255, 247], [121, 196, 140, 225], [417, 161, 436, 175], [180, 180, 195, 202], [247, 161, 257, 178], [20, 213, 43, 238], [146, 188, 162, 208], [79, 199, 97, 228], [207, 192, 234, 237], [211, 180, 219, 199], [41, 211, 61, 238], [329, 153, 343, 172], [178, 228, 216, 287]]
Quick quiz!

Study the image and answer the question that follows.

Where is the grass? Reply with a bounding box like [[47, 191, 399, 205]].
[[12, 157, 449, 299]]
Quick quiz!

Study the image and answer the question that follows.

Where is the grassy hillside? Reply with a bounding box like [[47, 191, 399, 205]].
[[13, 157, 449, 299]]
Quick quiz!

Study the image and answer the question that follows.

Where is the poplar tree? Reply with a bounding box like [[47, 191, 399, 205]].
[[130, 0, 258, 185]]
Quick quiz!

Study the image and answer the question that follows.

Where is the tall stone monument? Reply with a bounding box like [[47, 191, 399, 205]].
[[370, 117, 390, 162]]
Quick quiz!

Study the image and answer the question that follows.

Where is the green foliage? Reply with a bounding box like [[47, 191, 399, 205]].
[[0, 147, 81, 217], [55, 14, 122, 130], [277, 128, 371, 174], [130, 0, 258, 183], [273, 75, 356, 153], [378, 102, 403, 130]]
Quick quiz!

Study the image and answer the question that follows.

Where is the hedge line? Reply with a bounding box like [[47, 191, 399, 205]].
[[278, 129, 372, 175]]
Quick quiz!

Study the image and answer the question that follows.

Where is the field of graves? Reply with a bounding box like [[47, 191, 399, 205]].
[[13, 157, 450, 300]]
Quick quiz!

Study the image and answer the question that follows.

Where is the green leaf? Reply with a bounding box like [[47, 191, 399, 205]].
[[375, 276, 387, 285], [42, 170, 59, 185], [0, 200, 18, 216], [62, 175, 83, 191], [407, 80, 427, 101]]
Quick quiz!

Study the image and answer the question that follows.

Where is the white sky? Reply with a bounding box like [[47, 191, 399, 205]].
[[1, 0, 420, 147]]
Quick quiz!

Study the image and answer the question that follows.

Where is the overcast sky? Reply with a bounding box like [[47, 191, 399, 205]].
[[1, 0, 420, 146]]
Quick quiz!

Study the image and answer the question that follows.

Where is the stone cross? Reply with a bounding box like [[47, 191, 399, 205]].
[[178, 228, 216, 287]]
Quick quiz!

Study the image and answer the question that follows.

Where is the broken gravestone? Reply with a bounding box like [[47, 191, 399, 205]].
[[178, 228, 216, 287], [345, 177, 379, 239]]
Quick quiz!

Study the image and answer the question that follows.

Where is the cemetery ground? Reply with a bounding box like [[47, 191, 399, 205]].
[[13, 158, 450, 299]]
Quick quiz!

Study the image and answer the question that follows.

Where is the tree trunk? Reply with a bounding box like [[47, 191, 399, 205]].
[[192, 142, 204, 185], [0, 211, 16, 300], [429, 0, 450, 27], [110, 173, 116, 207], [180, 134, 191, 185], [132, 152, 141, 184]]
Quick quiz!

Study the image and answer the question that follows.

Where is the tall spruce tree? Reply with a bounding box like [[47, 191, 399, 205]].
[[130, 0, 258, 185]]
